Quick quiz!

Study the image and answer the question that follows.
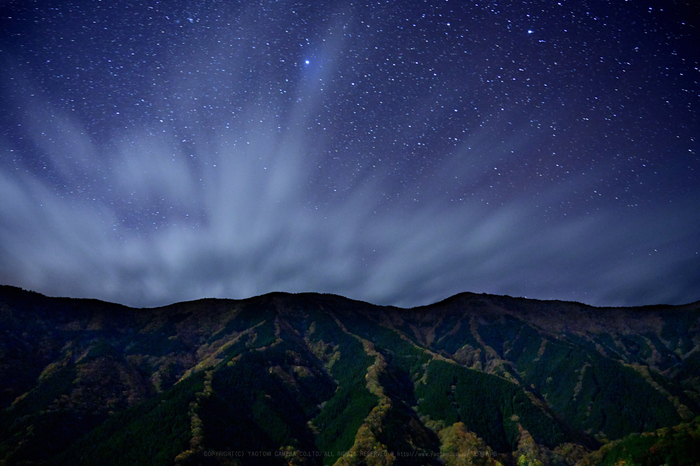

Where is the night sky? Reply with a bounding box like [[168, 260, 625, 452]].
[[1, 1, 699, 309]]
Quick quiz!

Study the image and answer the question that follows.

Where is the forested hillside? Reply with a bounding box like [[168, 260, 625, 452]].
[[1, 286, 698, 465]]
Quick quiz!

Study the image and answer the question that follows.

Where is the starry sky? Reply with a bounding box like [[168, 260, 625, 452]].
[[1, 0, 699, 309]]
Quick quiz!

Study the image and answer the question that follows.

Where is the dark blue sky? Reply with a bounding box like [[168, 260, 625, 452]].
[[1, 1, 699, 308]]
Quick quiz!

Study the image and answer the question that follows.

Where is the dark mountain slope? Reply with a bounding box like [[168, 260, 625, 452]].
[[385, 293, 699, 436], [0, 285, 698, 465]]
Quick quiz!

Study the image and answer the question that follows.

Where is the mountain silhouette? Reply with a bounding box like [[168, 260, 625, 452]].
[[1, 285, 698, 465]]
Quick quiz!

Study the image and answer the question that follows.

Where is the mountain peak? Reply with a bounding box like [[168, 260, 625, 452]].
[[1, 285, 699, 465]]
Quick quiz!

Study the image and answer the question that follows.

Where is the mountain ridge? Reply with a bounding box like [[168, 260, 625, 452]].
[[6, 284, 700, 311], [1, 284, 699, 465]]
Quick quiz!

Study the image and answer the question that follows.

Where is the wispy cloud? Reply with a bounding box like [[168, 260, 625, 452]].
[[1, 2, 698, 308], [2, 102, 698, 308]]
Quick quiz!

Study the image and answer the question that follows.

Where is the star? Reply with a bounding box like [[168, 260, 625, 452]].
[[0, 0, 697, 308]]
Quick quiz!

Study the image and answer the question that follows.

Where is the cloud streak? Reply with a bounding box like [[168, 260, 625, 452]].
[[1, 1, 698, 308], [1, 103, 698, 308]]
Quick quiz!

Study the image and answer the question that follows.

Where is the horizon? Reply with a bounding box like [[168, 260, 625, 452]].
[[3, 283, 698, 312]]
